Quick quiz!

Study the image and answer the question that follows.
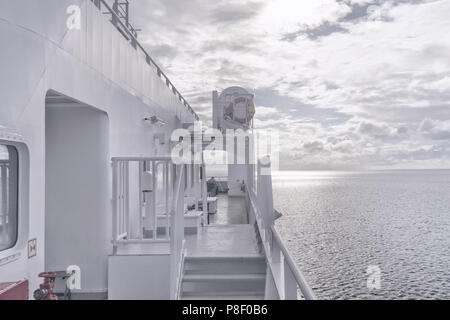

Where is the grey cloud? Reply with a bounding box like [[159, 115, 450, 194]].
[[419, 118, 435, 132], [397, 126, 409, 135], [358, 121, 410, 141], [254, 88, 352, 126], [302, 141, 325, 154], [146, 44, 178, 60], [201, 39, 259, 54], [340, 1, 379, 21], [419, 118, 450, 140], [339, 0, 429, 23], [210, 2, 266, 25], [280, 0, 427, 42], [393, 145, 450, 161], [125, 0, 450, 169], [358, 122, 389, 136], [282, 22, 348, 41], [332, 141, 355, 154]]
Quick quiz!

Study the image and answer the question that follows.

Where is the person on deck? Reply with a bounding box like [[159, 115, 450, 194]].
[[207, 177, 219, 196]]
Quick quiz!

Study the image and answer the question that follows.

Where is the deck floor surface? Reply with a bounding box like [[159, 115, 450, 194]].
[[209, 194, 248, 225], [186, 194, 261, 257]]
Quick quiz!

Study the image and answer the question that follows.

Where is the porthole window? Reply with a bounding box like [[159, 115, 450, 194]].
[[0, 144, 18, 252]]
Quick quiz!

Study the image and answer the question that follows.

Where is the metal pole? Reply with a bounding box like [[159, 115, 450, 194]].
[[124, 1, 130, 28], [111, 0, 119, 27], [152, 161, 157, 240], [125, 161, 130, 238], [165, 162, 170, 239], [201, 165, 208, 226], [93, 0, 101, 9], [112, 161, 118, 254], [139, 160, 143, 240]]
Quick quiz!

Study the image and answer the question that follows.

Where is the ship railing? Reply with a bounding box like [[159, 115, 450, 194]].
[[90, 0, 199, 121], [111, 157, 200, 299], [247, 157, 317, 300], [112, 157, 176, 249]]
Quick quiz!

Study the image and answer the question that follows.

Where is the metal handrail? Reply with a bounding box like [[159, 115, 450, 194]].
[[175, 240, 186, 300], [91, 0, 199, 121], [248, 182, 316, 300], [170, 165, 185, 299], [271, 225, 317, 300]]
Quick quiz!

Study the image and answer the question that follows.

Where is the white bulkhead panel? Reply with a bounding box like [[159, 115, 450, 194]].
[[0, 0, 198, 298]]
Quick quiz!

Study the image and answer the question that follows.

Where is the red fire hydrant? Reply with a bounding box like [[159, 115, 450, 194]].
[[34, 272, 58, 300]]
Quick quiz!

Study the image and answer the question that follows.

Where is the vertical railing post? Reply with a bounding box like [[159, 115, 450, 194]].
[[247, 164, 254, 194], [271, 238, 283, 298], [123, 0, 130, 27], [165, 162, 170, 239], [201, 165, 208, 226], [264, 269, 280, 300], [257, 157, 281, 299], [138, 160, 144, 240], [93, 0, 101, 9], [119, 161, 123, 239], [177, 166, 185, 244], [125, 161, 130, 238], [194, 164, 199, 209], [111, 0, 119, 26], [284, 264, 298, 300], [257, 157, 274, 243], [170, 165, 185, 299], [112, 160, 118, 254], [152, 161, 157, 240]]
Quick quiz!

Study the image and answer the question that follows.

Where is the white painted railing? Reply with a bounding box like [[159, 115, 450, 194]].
[[247, 157, 317, 300], [111, 157, 175, 249], [111, 157, 199, 299], [169, 164, 186, 299]]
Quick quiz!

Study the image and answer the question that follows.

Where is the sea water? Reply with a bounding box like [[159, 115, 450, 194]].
[[273, 170, 450, 300]]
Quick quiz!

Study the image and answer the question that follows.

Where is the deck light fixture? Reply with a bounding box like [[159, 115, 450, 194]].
[[144, 116, 166, 127]]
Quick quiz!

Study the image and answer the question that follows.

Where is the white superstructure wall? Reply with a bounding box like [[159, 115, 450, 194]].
[[0, 0, 197, 297], [45, 106, 110, 295]]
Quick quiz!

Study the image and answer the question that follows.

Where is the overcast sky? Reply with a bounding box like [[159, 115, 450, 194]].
[[127, 0, 450, 170]]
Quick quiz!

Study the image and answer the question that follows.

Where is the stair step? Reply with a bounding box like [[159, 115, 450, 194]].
[[184, 256, 266, 275], [183, 274, 266, 282], [181, 291, 265, 300], [184, 255, 265, 262], [181, 277, 265, 294], [185, 255, 265, 260], [180, 255, 267, 298]]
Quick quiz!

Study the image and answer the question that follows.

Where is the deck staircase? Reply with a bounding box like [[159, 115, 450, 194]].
[[180, 256, 267, 300]]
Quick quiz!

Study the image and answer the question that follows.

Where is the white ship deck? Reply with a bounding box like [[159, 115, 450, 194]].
[[181, 194, 266, 300], [209, 194, 249, 225], [185, 225, 261, 257], [185, 195, 261, 257]]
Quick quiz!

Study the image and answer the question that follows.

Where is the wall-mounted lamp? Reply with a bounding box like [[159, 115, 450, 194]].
[[144, 115, 166, 127]]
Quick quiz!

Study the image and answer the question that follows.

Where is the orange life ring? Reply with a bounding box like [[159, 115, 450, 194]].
[[224, 97, 255, 124]]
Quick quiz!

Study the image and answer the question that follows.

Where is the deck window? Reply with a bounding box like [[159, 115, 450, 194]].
[[0, 144, 18, 252]]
